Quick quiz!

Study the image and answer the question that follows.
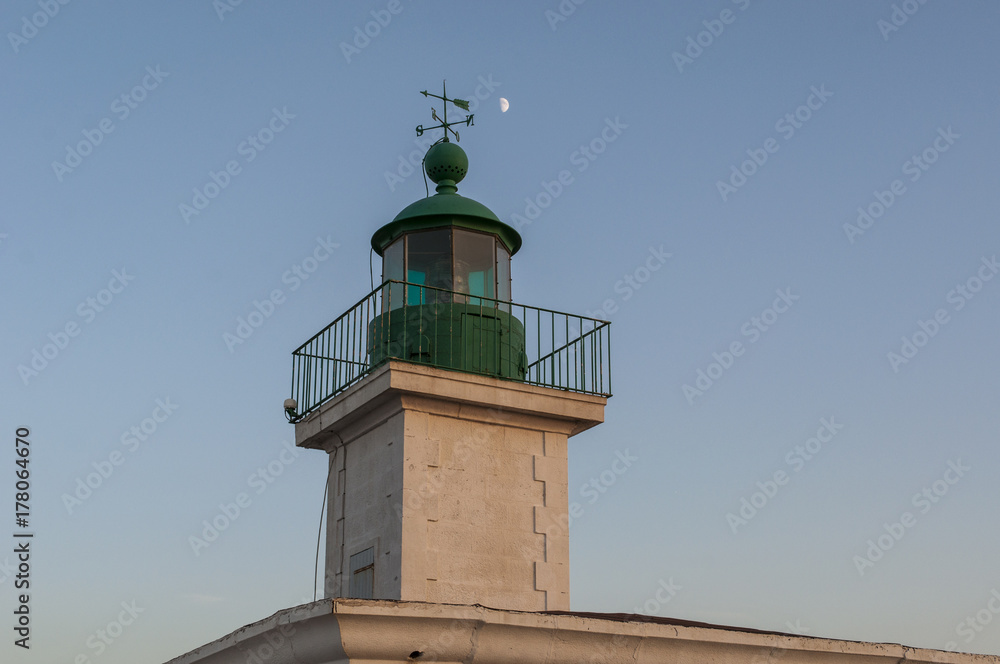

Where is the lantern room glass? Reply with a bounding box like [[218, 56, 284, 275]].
[[453, 229, 495, 304], [496, 244, 511, 303], [382, 237, 404, 310], [405, 229, 451, 304], [381, 228, 512, 309]]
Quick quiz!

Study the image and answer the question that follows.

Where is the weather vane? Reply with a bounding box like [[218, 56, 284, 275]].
[[416, 80, 474, 142]]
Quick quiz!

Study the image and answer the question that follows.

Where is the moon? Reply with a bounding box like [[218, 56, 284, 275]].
[[499, 98, 509, 113]]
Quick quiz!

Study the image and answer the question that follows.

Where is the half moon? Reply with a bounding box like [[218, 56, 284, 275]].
[[499, 98, 509, 113]]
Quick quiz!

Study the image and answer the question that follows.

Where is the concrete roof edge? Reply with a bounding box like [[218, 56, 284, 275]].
[[163, 598, 1000, 664]]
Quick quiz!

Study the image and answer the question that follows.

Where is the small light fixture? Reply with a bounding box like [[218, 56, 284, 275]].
[[283, 398, 298, 422]]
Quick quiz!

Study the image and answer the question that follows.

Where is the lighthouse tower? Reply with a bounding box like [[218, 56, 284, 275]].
[[286, 84, 611, 612]]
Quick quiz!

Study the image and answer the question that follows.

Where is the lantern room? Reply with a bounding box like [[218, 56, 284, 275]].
[[367, 140, 526, 378], [377, 226, 511, 307]]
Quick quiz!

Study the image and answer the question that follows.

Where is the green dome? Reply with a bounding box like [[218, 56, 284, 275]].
[[371, 143, 522, 256]]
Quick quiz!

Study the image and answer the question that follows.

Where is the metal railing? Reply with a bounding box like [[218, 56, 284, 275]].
[[288, 280, 611, 423]]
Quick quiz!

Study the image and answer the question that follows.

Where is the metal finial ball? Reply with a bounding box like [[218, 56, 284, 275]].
[[424, 141, 468, 185]]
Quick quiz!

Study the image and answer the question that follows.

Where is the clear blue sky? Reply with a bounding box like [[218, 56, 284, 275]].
[[3, 1, 1000, 661]]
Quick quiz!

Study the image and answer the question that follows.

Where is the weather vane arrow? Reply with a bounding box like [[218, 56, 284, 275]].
[[416, 80, 474, 142]]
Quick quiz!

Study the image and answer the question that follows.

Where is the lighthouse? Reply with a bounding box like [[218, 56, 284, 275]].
[[285, 83, 611, 612]]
